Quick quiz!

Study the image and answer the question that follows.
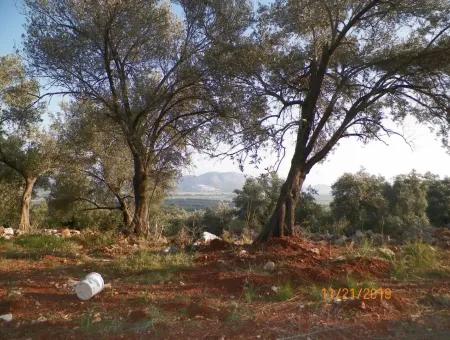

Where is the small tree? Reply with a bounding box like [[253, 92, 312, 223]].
[[385, 171, 429, 234], [234, 172, 283, 231], [0, 132, 58, 232], [54, 101, 135, 228], [0, 55, 55, 232], [331, 171, 389, 233], [424, 174, 450, 227], [0, 165, 22, 227], [295, 187, 330, 233]]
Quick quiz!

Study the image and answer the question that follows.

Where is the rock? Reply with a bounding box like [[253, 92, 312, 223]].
[[263, 261, 276, 271], [60, 228, 71, 238], [371, 233, 384, 246], [0, 314, 13, 322], [378, 247, 395, 258], [163, 245, 179, 254], [202, 231, 221, 242], [3, 227, 14, 236], [354, 230, 364, 238], [310, 248, 320, 255], [334, 236, 347, 246], [37, 316, 47, 323], [271, 286, 279, 293], [239, 249, 248, 256]]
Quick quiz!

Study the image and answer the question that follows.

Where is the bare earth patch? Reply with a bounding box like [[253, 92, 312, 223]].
[[0, 236, 449, 339]]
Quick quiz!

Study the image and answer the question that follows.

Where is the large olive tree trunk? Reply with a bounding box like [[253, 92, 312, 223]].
[[19, 177, 37, 233], [131, 156, 151, 236], [259, 165, 306, 241]]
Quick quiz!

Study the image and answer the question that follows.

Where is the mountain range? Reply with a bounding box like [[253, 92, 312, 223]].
[[175, 172, 246, 193], [174, 172, 332, 197]]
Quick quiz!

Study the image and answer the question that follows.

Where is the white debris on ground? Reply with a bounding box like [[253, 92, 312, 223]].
[[193, 231, 222, 245], [0, 313, 13, 322], [0, 227, 82, 240]]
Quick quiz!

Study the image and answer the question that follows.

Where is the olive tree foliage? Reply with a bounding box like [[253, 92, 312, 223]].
[[331, 170, 389, 233], [207, 0, 450, 240], [0, 165, 22, 227], [0, 55, 57, 232], [424, 173, 450, 227], [50, 101, 135, 228], [295, 187, 330, 233], [233, 172, 284, 231], [23, 0, 253, 236], [385, 171, 430, 234]]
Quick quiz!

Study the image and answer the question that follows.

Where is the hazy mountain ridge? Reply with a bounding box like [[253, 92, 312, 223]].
[[175, 172, 246, 193], [175, 172, 331, 198]]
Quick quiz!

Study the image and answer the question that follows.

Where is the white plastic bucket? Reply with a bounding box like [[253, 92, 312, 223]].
[[75, 272, 105, 300]]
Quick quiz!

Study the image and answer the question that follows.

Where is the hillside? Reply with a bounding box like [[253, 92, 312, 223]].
[[175, 172, 246, 193]]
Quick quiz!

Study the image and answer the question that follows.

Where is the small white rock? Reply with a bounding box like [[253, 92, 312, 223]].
[[263, 261, 276, 271], [0, 313, 13, 322], [4, 227, 14, 236], [310, 248, 320, 255]]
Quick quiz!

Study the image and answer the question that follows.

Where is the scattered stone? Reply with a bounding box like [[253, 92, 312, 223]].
[[239, 249, 248, 256], [60, 228, 71, 238], [263, 261, 276, 271], [92, 313, 102, 323], [310, 248, 320, 255], [163, 245, 179, 254], [37, 316, 47, 323], [354, 230, 364, 239], [201, 231, 221, 242], [271, 286, 279, 293], [378, 247, 395, 258], [3, 227, 14, 236], [334, 236, 347, 246], [0, 313, 13, 322]]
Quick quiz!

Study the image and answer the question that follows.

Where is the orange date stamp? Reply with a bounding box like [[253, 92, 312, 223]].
[[321, 287, 392, 303]]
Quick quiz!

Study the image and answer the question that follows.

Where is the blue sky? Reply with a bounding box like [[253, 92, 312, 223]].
[[0, 1, 24, 56], [1, 0, 449, 184]]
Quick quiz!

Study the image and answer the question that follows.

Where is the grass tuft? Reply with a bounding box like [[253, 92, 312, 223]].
[[106, 251, 194, 284], [3, 234, 76, 259], [393, 241, 448, 279]]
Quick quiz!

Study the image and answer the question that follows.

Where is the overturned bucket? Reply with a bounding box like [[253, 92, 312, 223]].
[[75, 272, 105, 300]]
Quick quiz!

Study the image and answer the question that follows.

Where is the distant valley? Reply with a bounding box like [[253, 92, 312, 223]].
[[165, 172, 332, 210]]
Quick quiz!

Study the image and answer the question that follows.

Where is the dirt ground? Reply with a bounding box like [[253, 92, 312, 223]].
[[0, 236, 449, 339]]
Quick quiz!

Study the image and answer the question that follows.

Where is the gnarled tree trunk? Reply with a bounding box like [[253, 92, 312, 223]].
[[19, 177, 37, 233], [131, 156, 151, 236], [118, 198, 133, 228], [259, 165, 306, 241]]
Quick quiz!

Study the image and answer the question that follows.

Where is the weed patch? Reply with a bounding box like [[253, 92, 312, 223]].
[[105, 251, 194, 284], [3, 235, 76, 259]]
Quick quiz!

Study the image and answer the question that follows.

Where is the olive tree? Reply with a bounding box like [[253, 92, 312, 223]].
[[209, 0, 450, 240], [0, 55, 56, 232], [24, 0, 251, 236]]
